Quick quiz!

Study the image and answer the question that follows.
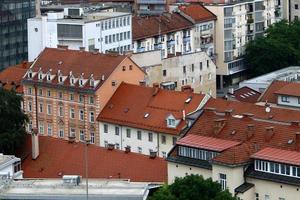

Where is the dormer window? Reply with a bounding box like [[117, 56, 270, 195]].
[[58, 76, 63, 83], [90, 79, 95, 87], [168, 119, 176, 127], [79, 79, 84, 87], [70, 77, 75, 86], [167, 114, 177, 128], [47, 74, 51, 81], [38, 72, 43, 80], [28, 71, 33, 79]]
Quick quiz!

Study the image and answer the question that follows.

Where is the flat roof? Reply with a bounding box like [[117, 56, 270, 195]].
[[0, 179, 158, 200], [240, 66, 300, 85]]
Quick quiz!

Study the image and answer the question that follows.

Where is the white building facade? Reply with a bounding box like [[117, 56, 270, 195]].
[[28, 7, 132, 61], [0, 154, 23, 179]]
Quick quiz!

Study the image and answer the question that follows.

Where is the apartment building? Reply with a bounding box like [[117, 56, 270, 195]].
[[177, 4, 217, 58], [289, 0, 300, 20], [28, 7, 132, 61], [22, 47, 145, 145], [97, 82, 210, 157], [131, 50, 217, 97], [0, 0, 36, 70], [204, 0, 286, 87], [132, 13, 194, 58], [135, 0, 167, 15], [167, 106, 300, 200], [258, 80, 300, 109], [0, 154, 23, 179]]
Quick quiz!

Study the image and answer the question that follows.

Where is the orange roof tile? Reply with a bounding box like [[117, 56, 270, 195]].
[[0, 62, 31, 94], [205, 98, 300, 123], [251, 147, 300, 166], [97, 83, 206, 135], [259, 80, 290, 104], [132, 13, 193, 40], [274, 82, 300, 97], [178, 4, 216, 23], [20, 136, 167, 182]]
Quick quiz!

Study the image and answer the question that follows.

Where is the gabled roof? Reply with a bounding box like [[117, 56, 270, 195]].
[[229, 86, 261, 103], [251, 147, 300, 166], [0, 62, 31, 94], [20, 136, 167, 182], [176, 134, 240, 152], [205, 98, 300, 123], [24, 48, 129, 90], [132, 13, 193, 40], [274, 82, 300, 97], [178, 4, 217, 23], [97, 83, 206, 135], [258, 80, 290, 103]]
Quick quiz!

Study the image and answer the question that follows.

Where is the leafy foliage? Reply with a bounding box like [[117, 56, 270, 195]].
[[245, 20, 300, 76], [0, 88, 28, 154], [149, 174, 236, 200]]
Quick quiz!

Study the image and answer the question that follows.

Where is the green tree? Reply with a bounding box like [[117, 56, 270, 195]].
[[245, 20, 300, 77], [0, 88, 28, 154], [149, 174, 236, 200]]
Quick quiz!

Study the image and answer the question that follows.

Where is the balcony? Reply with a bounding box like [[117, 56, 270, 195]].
[[137, 47, 145, 52], [228, 58, 247, 75]]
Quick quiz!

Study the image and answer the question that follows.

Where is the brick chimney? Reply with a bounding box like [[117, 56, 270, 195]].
[[213, 119, 226, 135], [181, 85, 193, 93], [265, 126, 274, 142], [31, 128, 39, 160], [246, 124, 255, 139], [224, 109, 233, 117], [152, 83, 160, 96]]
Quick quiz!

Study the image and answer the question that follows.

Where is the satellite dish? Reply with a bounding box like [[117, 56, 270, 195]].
[[265, 106, 271, 113]]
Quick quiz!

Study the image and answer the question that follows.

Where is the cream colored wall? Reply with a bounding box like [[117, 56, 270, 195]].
[[236, 186, 255, 200], [247, 177, 300, 200], [212, 164, 245, 195], [168, 162, 212, 184]]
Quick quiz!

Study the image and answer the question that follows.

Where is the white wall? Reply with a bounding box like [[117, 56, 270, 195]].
[[277, 95, 300, 107]]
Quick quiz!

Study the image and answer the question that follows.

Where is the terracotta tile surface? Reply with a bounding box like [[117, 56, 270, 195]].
[[259, 80, 290, 103], [97, 83, 205, 135], [21, 136, 167, 182], [178, 4, 216, 23], [230, 86, 261, 103]]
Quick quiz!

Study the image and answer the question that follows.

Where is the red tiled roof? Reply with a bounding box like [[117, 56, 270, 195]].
[[132, 13, 193, 40], [60, 0, 134, 4], [274, 82, 300, 97], [184, 0, 225, 4], [21, 136, 167, 182], [182, 109, 300, 165], [177, 134, 241, 152], [251, 147, 300, 166], [97, 83, 205, 135], [230, 86, 261, 103], [27, 48, 129, 90], [205, 98, 300, 123], [0, 62, 31, 94], [178, 4, 216, 23], [259, 80, 290, 104]]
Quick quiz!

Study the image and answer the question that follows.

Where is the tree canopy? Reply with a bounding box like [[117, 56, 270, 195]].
[[0, 88, 28, 154], [245, 20, 300, 77], [149, 174, 236, 200]]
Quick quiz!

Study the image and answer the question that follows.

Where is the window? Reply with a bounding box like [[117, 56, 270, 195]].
[[79, 109, 84, 121], [47, 123, 52, 136], [70, 108, 75, 119], [28, 101, 32, 112], [162, 152, 167, 158], [104, 124, 108, 133], [79, 95, 84, 103], [115, 126, 120, 135], [129, 65, 133, 70], [298, 97, 300, 104], [163, 70, 167, 76], [112, 81, 116, 86], [255, 193, 259, 200], [115, 143, 120, 149], [137, 130, 142, 140], [172, 137, 177, 145], [80, 130, 85, 141], [90, 133, 95, 144], [161, 135, 166, 144], [47, 90, 51, 97], [59, 128, 64, 138], [39, 103, 43, 113], [191, 64, 194, 72], [148, 132, 153, 142], [207, 60, 209, 68], [208, 73, 212, 80], [47, 104, 52, 115], [89, 112, 94, 122], [70, 93, 74, 101], [126, 128, 131, 138], [183, 66, 186, 73], [219, 173, 227, 190], [199, 75, 203, 84], [38, 89, 43, 96], [59, 106, 64, 117], [138, 147, 142, 153], [281, 96, 289, 103], [70, 128, 76, 137], [58, 92, 63, 99], [295, 4, 299, 9], [264, 195, 270, 200], [168, 118, 176, 127], [89, 96, 94, 104], [39, 122, 44, 134], [58, 76, 63, 83]]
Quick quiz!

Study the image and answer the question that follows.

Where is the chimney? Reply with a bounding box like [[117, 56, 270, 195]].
[[152, 83, 160, 96], [139, 80, 146, 86], [125, 146, 131, 153], [35, 0, 41, 17], [31, 128, 39, 160], [213, 119, 226, 135], [247, 124, 255, 139], [228, 87, 234, 94], [181, 85, 193, 93], [224, 109, 233, 117], [182, 110, 186, 121], [149, 151, 157, 159], [93, 48, 99, 52], [57, 45, 68, 50], [291, 121, 300, 127], [22, 61, 28, 69], [265, 126, 274, 142]]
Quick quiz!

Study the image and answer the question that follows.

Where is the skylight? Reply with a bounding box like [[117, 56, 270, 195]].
[[185, 97, 192, 104], [144, 113, 150, 118]]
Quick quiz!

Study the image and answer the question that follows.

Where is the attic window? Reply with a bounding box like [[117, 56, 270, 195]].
[[28, 71, 33, 79], [144, 113, 150, 118], [122, 66, 126, 71], [168, 119, 176, 127], [47, 74, 51, 81], [90, 79, 94, 87], [70, 77, 75, 85], [129, 65, 133, 70], [79, 79, 84, 87], [185, 97, 192, 104], [38, 72, 43, 80], [59, 76, 63, 83]]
